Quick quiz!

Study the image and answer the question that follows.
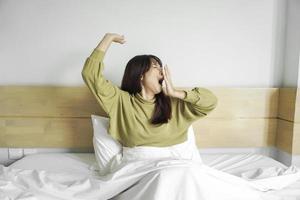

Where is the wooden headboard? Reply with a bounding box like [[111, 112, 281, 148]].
[[0, 86, 298, 156]]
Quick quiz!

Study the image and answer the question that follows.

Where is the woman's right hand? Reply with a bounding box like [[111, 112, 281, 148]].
[[105, 33, 126, 44], [96, 33, 125, 52]]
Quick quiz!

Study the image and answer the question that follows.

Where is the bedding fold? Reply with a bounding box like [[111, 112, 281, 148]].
[[2, 157, 299, 200], [1, 142, 300, 200]]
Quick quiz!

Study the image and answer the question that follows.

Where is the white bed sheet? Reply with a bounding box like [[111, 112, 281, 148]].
[[8, 152, 285, 174], [9, 153, 98, 175], [4, 152, 300, 199]]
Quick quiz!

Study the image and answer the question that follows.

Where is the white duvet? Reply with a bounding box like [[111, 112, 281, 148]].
[[1, 144, 300, 200]]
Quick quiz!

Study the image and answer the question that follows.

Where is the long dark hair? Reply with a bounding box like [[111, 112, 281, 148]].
[[121, 54, 172, 125]]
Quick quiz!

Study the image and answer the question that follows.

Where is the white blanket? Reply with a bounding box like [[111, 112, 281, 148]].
[[1, 145, 300, 200]]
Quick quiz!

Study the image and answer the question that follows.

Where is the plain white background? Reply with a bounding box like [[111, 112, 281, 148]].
[[0, 0, 299, 87]]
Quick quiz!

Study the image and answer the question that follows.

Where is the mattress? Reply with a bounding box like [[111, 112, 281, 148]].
[[3, 152, 300, 199]]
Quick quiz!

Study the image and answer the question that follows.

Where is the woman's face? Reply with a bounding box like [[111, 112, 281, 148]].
[[141, 58, 164, 94]]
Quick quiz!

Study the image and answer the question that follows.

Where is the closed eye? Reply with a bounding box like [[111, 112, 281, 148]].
[[153, 65, 161, 69]]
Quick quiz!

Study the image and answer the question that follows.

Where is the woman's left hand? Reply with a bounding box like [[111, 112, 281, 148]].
[[162, 64, 176, 97]]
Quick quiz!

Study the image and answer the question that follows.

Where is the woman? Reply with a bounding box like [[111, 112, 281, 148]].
[[81, 33, 218, 148], [81, 33, 299, 199]]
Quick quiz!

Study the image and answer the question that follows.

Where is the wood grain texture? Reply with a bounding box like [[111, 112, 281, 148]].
[[0, 86, 280, 150], [276, 119, 294, 154], [193, 118, 277, 148], [0, 86, 107, 118], [0, 118, 93, 148], [292, 88, 300, 154], [0, 117, 276, 148], [277, 87, 296, 122], [292, 123, 300, 154], [0, 86, 278, 118], [192, 87, 279, 118], [275, 87, 300, 155]]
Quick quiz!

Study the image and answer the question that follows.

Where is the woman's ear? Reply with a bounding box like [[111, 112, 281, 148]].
[[140, 76, 143, 80]]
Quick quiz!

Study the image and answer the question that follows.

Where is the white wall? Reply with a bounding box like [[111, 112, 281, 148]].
[[282, 0, 300, 87], [0, 0, 288, 87]]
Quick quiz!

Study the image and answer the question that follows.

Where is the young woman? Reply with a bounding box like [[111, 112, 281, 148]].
[[81, 33, 218, 148], [80, 34, 297, 199]]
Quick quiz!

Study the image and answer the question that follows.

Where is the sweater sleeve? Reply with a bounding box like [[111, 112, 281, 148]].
[[179, 87, 218, 122], [81, 48, 122, 117]]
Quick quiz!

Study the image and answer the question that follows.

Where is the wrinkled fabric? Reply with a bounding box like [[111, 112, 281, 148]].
[[1, 157, 299, 200], [1, 141, 300, 200]]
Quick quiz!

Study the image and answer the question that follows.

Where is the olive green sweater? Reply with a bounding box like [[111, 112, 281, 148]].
[[81, 48, 218, 147]]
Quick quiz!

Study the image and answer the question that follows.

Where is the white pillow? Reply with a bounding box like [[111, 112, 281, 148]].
[[91, 114, 202, 174], [91, 115, 122, 175], [186, 125, 202, 163]]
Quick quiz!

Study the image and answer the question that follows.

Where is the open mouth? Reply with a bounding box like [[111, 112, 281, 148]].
[[158, 79, 163, 85]]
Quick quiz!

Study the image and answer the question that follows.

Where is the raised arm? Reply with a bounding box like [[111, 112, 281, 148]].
[[81, 33, 126, 117]]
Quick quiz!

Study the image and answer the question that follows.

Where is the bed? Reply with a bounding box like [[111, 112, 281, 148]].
[[1, 152, 299, 199], [1, 86, 300, 199]]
